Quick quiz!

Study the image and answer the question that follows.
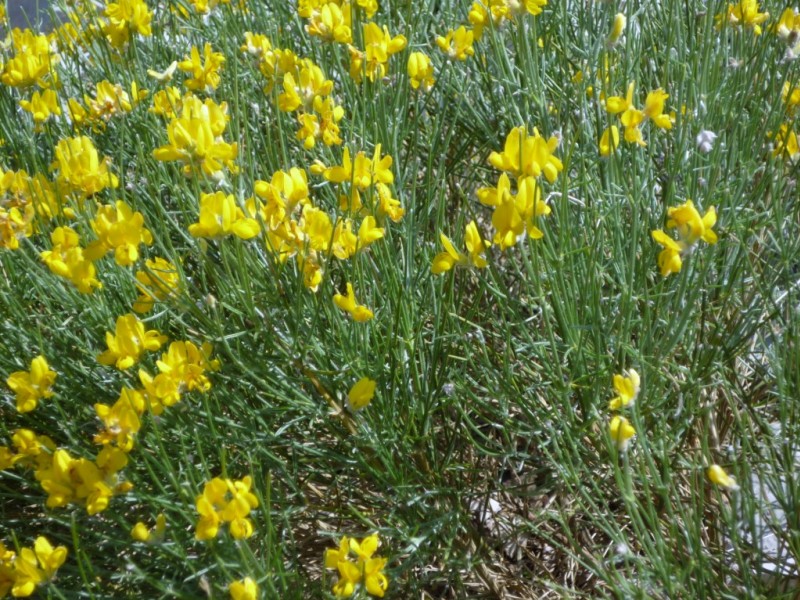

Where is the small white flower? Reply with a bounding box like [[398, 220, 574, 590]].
[[696, 130, 718, 154]]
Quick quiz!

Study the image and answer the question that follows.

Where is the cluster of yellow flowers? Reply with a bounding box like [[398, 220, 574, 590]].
[[299, 1, 408, 85], [153, 93, 239, 179], [433, 125, 560, 273], [0, 427, 131, 515], [35, 445, 131, 515], [102, 0, 152, 48], [40, 226, 103, 293], [223, 143, 401, 301], [195, 476, 260, 540], [325, 533, 389, 597], [1, 316, 217, 521], [95, 334, 219, 449], [433, 0, 550, 65], [0, 29, 58, 88], [299, 0, 377, 45], [0, 536, 67, 598], [52, 135, 118, 201], [67, 80, 146, 129], [35, 150, 156, 293], [241, 33, 345, 150], [607, 369, 640, 451], [600, 81, 674, 155], [0, 168, 61, 250], [651, 200, 717, 277], [716, 0, 769, 36]]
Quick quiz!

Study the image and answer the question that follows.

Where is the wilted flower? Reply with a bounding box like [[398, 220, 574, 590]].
[[696, 130, 718, 153]]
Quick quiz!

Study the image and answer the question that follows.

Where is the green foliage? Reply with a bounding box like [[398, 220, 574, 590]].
[[1, 0, 799, 597]]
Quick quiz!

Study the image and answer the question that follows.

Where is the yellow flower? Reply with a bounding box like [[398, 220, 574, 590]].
[[375, 183, 404, 223], [609, 415, 636, 451], [133, 257, 182, 313], [97, 313, 168, 370], [153, 96, 239, 177], [149, 86, 183, 118], [774, 8, 800, 41], [131, 513, 167, 542], [137, 340, 219, 413], [52, 136, 119, 199], [229, 577, 259, 600], [189, 192, 261, 240], [360, 22, 407, 82], [357, 215, 385, 249], [608, 369, 640, 411], [39, 227, 103, 293], [178, 43, 225, 92], [334, 283, 374, 322], [300, 206, 333, 251], [84, 81, 134, 122], [772, 124, 800, 162], [157, 340, 219, 393], [94, 387, 146, 451], [0, 30, 57, 88], [464, 221, 491, 267], [348, 377, 377, 411], [195, 476, 259, 541], [7, 356, 57, 413], [278, 63, 333, 112], [325, 533, 389, 598], [599, 125, 620, 156], [34, 447, 128, 514], [717, 0, 769, 35], [325, 536, 352, 569], [323, 147, 371, 189], [19, 89, 62, 125], [651, 230, 684, 277], [607, 13, 626, 47], [707, 464, 739, 490], [508, 0, 548, 17], [333, 560, 361, 597], [407, 52, 435, 91], [11, 537, 67, 598], [432, 220, 491, 274], [354, 0, 378, 17], [666, 200, 717, 245], [251, 167, 310, 230], [86, 200, 153, 266], [363, 557, 389, 597], [0, 204, 34, 250], [432, 232, 467, 274], [305, 2, 352, 44], [516, 175, 550, 239], [436, 26, 475, 61], [103, 0, 152, 47], [643, 89, 673, 130], [468, 0, 510, 39], [488, 126, 563, 182], [9, 429, 56, 470]]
